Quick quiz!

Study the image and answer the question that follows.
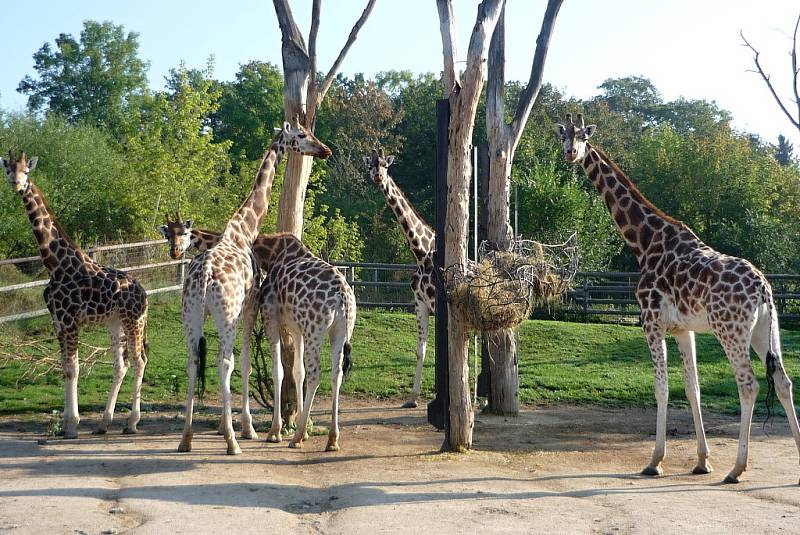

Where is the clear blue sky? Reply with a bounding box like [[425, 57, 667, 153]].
[[3, 0, 799, 147]]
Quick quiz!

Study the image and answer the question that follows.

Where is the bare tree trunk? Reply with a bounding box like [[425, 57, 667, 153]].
[[484, 0, 562, 415], [437, 0, 505, 451], [271, 0, 377, 425]]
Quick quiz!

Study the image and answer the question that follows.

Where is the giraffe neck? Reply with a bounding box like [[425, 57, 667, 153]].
[[19, 181, 89, 274], [581, 144, 690, 263], [189, 229, 222, 253], [377, 172, 434, 264], [224, 140, 286, 247]]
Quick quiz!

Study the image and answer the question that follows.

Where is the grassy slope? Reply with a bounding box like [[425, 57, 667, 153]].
[[1, 294, 798, 415]]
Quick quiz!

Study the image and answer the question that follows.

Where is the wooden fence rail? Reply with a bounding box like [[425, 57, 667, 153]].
[[3, 240, 800, 325]]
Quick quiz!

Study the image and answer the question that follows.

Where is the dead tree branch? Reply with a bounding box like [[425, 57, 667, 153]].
[[741, 14, 800, 133], [436, 0, 460, 96], [315, 0, 378, 112], [0, 339, 111, 386]]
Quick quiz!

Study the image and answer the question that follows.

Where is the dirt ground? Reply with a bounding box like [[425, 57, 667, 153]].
[[0, 398, 799, 535]]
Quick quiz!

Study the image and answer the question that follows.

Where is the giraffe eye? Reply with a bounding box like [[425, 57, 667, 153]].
[[298, 133, 307, 139]]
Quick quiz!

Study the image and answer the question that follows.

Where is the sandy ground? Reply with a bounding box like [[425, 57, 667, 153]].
[[0, 398, 799, 534]]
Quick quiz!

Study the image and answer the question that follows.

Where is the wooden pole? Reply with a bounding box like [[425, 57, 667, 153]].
[[427, 98, 451, 439]]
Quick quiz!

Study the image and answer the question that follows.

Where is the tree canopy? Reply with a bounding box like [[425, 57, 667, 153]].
[[4, 19, 800, 275]]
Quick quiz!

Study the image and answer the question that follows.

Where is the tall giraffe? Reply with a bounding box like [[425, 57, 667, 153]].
[[160, 216, 356, 450], [178, 122, 331, 455], [556, 113, 800, 484], [2, 151, 149, 438], [364, 149, 435, 408]]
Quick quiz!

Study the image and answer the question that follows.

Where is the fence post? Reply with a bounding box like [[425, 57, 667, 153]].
[[583, 278, 589, 323]]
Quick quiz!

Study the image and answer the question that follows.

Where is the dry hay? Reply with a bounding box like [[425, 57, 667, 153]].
[[445, 234, 578, 333]]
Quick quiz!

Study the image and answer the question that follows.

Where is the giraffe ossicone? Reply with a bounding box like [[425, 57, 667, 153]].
[[557, 114, 800, 484], [177, 122, 331, 455], [365, 148, 436, 409], [2, 151, 149, 439]]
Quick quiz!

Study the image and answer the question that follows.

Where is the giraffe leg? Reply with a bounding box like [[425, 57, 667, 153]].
[[290, 333, 308, 441], [239, 294, 258, 440], [719, 335, 758, 484], [289, 337, 321, 449], [674, 330, 712, 474], [216, 321, 241, 455], [750, 309, 800, 483], [403, 301, 429, 409], [178, 307, 204, 453], [642, 326, 668, 476], [265, 310, 284, 443], [58, 327, 80, 439], [327, 328, 347, 452], [94, 321, 128, 435], [122, 316, 147, 435]]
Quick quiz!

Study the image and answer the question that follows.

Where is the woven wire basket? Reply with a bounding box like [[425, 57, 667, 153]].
[[443, 233, 579, 332]]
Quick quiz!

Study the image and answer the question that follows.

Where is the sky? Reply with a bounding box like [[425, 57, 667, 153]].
[[2, 0, 799, 148]]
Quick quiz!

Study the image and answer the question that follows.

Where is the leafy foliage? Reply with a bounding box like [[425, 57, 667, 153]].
[[0, 114, 137, 257], [18, 21, 148, 135], [6, 19, 800, 275]]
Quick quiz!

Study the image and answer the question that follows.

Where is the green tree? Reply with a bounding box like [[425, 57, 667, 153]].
[[214, 61, 285, 161], [121, 68, 233, 235], [0, 114, 137, 257], [775, 134, 795, 167], [17, 21, 148, 134]]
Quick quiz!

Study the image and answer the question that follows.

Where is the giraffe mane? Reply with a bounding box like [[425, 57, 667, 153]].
[[29, 181, 82, 251], [590, 144, 687, 229]]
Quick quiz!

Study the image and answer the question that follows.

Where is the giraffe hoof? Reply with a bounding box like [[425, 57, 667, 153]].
[[265, 433, 282, 443], [326, 441, 340, 452], [91, 428, 108, 435], [121, 427, 138, 435], [401, 400, 418, 409], [227, 443, 242, 456], [723, 474, 741, 484], [641, 465, 663, 477], [177, 439, 192, 453], [692, 463, 713, 475], [241, 429, 258, 440], [288, 441, 302, 449]]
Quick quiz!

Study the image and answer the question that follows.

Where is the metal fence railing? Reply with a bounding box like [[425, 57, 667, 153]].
[[3, 241, 800, 325]]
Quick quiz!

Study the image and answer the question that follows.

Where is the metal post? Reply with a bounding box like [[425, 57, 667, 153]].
[[427, 99, 451, 434]]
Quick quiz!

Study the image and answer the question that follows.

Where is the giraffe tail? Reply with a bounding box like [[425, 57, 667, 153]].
[[342, 340, 353, 380], [762, 284, 778, 428], [197, 336, 207, 400]]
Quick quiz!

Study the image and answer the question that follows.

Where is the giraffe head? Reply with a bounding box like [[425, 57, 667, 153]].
[[363, 148, 395, 184], [2, 150, 39, 194], [158, 210, 194, 260], [555, 113, 596, 163], [276, 120, 332, 159]]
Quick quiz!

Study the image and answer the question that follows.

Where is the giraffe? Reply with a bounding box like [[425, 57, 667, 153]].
[[556, 113, 800, 484], [363, 148, 436, 408], [2, 151, 149, 438], [178, 122, 331, 455], [159, 216, 356, 450]]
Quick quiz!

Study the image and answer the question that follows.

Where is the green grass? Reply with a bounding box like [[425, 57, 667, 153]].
[[2, 294, 799, 416]]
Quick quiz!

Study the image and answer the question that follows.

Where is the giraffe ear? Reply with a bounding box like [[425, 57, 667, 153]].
[[584, 125, 596, 139], [27, 156, 38, 171], [185, 220, 193, 229], [157, 225, 168, 238], [554, 124, 566, 137], [282, 121, 292, 133], [385, 155, 395, 166], [362, 156, 372, 168]]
